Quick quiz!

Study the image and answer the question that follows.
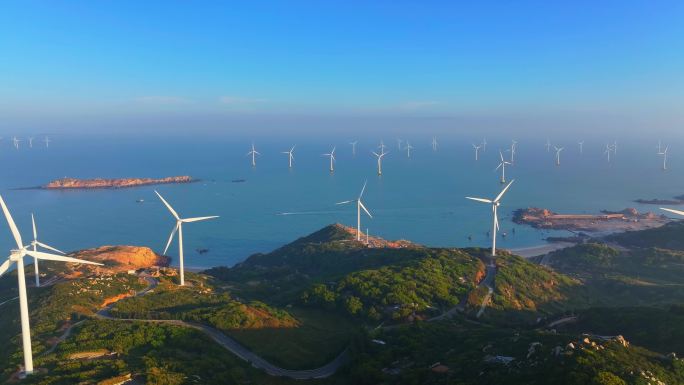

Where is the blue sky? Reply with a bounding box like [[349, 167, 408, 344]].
[[1, 1, 683, 132]]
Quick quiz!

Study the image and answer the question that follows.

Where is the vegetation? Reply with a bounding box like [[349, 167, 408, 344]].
[[606, 220, 684, 250], [301, 249, 482, 321]]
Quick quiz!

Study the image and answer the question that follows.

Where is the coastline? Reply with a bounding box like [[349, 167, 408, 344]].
[[511, 242, 575, 258]]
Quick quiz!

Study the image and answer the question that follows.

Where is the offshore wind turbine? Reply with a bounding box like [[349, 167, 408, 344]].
[[405, 141, 414, 158], [496, 150, 512, 183], [378, 140, 387, 153], [155, 191, 218, 286], [28, 137, 34, 148], [372, 150, 388, 175], [554, 146, 564, 166], [0, 195, 102, 375], [29, 214, 65, 287], [246, 143, 260, 167], [336, 181, 372, 241], [432, 136, 438, 151], [578, 141, 584, 154], [44, 136, 51, 148], [482, 138, 487, 152], [545, 139, 551, 152], [510, 140, 518, 163], [349, 141, 357, 156], [658, 145, 669, 170], [323, 146, 336, 172], [13, 136, 21, 149], [282, 145, 296, 168], [472, 144, 481, 161], [396, 138, 403, 150], [465, 180, 514, 257]]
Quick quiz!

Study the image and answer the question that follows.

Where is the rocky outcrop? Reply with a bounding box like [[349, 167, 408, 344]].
[[71, 245, 170, 273], [43, 176, 193, 189]]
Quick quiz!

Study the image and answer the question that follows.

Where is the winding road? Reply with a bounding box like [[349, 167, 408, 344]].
[[52, 276, 348, 380]]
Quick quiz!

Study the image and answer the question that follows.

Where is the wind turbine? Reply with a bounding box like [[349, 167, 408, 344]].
[[323, 146, 336, 172], [510, 140, 518, 163], [349, 141, 357, 156], [246, 143, 260, 167], [578, 141, 584, 154], [465, 180, 514, 257], [0, 195, 102, 375], [29, 213, 65, 287], [657, 140, 662, 154], [13, 136, 21, 149], [472, 144, 481, 161], [661, 207, 684, 217], [545, 139, 551, 152], [155, 191, 218, 286], [482, 138, 487, 152], [554, 146, 564, 166], [658, 145, 669, 170], [405, 141, 414, 158], [336, 181, 372, 241], [604, 144, 613, 163], [44, 136, 50, 148], [282, 145, 296, 168], [396, 138, 403, 150], [432, 136, 438, 151], [378, 140, 387, 153], [496, 151, 512, 183], [372, 150, 388, 175], [28, 137, 34, 148]]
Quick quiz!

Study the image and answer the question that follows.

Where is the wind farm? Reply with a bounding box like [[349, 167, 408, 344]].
[[2, 2, 684, 384]]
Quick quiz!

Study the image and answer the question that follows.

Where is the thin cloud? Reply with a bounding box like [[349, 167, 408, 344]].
[[400, 101, 441, 110], [219, 96, 268, 105]]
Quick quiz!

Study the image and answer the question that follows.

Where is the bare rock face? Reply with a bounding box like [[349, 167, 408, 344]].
[[72, 246, 170, 273]]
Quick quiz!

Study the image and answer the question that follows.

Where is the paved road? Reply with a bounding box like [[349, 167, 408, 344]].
[[85, 276, 347, 379]]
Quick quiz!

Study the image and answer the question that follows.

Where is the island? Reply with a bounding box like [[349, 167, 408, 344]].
[[512, 207, 669, 232], [634, 194, 684, 205], [42, 175, 194, 189]]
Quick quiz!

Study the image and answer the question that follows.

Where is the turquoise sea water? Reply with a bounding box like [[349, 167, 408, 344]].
[[0, 134, 682, 269]]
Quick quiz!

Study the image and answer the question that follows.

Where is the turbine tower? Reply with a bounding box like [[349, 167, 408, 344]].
[[482, 138, 487, 152], [465, 180, 514, 257], [604, 144, 612, 163], [396, 138, 403, 150], [372, 150, 388, 175], [432, 136, 438, 151], [44, 136, 50, 148], [496, 150, 512, 184], [28, 137, 34, 148], [155, 191, 218, 286], [554, 146, 564, 166], [510, 140, 518, 163], [323, 146, 336, 172], [282, 145, 296, 168], [246, 143, 260, 167], [29, 213, 66, 287], [0, 195, 102, 375], [545, 139, 551, 152], [472, 144, 481, 161], [13, 136, 21, 149], [578, 141, 584, 154], [336, 180, 372, 241]]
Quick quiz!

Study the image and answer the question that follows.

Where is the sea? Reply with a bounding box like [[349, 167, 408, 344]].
[[0, 133, 682, 269]]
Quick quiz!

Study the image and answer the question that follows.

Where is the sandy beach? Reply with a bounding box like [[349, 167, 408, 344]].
[[511, 242, 575, 258]]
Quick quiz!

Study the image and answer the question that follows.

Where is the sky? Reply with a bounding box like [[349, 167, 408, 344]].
[[1, 1, 683, 135]]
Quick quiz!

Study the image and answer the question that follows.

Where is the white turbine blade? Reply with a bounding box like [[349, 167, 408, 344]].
[[163, 223, 179, 255], [0, 195, 23, 249], [26, 250, 103, 266], [495, 163, 502, 171], [661, 208, 684, 217], [336, 200, 353, 205], [155, 191, 180, 220], [254, 151, 260, 155], [359, 180, 367, 198], [182, 215, 219, 223], [36, 241, 65, 254], [465, 197, 492, 204], [31, 213, 37, 240], [371, 151, 379, 157], [359, 201, 373, 218], [494, 180, 515, 202], [499, 151, 504, 161], [0, 259, 11, 277], [494, 210, 500, 231]]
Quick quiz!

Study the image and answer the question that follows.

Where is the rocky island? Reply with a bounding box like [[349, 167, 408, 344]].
[[513, 207, 669, 232], [634, 194, 684, 205], [43, 175, 194, 189]]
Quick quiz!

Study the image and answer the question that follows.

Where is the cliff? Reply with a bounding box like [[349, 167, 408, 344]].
[[43, 176, 193, 189]]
